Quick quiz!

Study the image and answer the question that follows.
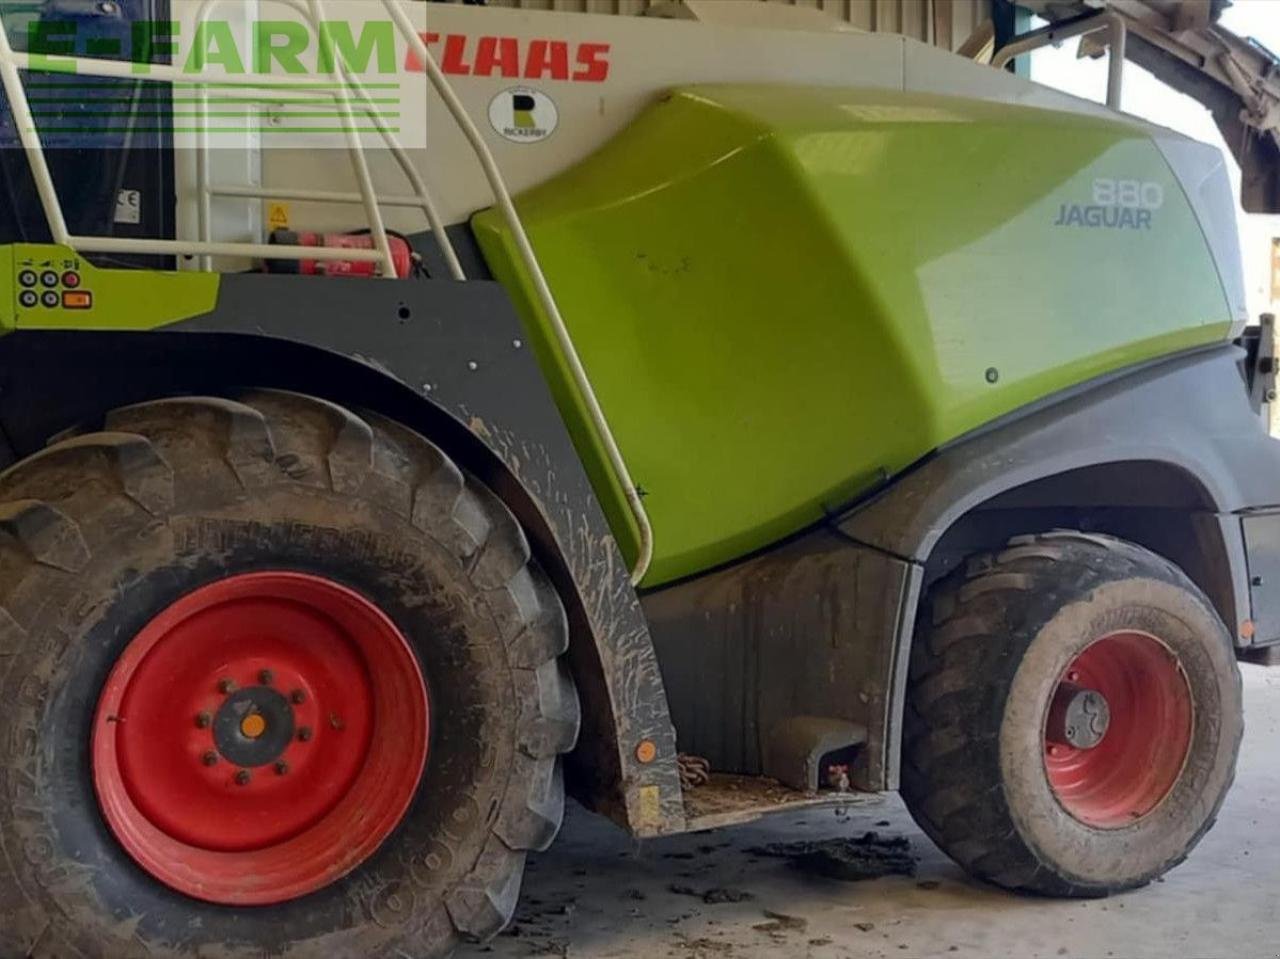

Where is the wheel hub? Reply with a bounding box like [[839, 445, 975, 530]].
[[92, 571, 430, 905], [1043, 629, 1193, 828], [211, 684, 296, 769], [1045, 682, 1111, 750]]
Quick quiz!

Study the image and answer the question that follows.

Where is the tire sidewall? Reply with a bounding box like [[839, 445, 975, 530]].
[[2, 486, 514, 957], [999, 576, 1241, 889]]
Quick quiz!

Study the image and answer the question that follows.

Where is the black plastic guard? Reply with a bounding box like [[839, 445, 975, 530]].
[[839, 343, 1280, 788]]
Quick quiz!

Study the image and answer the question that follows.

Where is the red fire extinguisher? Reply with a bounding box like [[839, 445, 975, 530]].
[[266, 229, 416, 279]]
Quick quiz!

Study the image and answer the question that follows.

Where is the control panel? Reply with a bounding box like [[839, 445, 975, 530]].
[[16, 255, 93, 312]]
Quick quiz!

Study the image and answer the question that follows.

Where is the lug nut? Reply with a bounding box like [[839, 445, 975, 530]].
[[235, 769, 251, 786], [259, 669, 274, 685], [202, 750, 218, 766], [297, 726, 313, 742], [195, 711, 212, 729], [290, 688, 306, 704], [217, 677, 237, 694], [275, 760, 289, 776]]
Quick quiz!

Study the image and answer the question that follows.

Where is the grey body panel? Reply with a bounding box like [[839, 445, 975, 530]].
[[1243, 512, 1280, 644], [1152, 134, 1249, 334], [840, 345, 1280, 561], [642, 530, 913, 793]]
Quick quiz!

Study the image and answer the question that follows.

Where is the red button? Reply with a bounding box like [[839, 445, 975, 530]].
[[62, 271, 81, 289]]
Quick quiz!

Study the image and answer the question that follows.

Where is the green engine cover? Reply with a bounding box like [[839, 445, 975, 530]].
[[473, 85, 1234, 587]]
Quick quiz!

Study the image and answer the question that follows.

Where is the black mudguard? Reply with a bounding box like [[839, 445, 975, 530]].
[[0, 272, 686, 836], [841, 343, 1280, 788]]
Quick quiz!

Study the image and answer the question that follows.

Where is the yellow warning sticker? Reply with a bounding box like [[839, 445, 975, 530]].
[[266, 201, 291, 231]]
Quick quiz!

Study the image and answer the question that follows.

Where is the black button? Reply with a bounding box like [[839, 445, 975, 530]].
[[62, 271, 81, 289], [40, 270, 59, 288], [41, 290, 59, 308], [18, 270, 37, 288], [18, 290, 37, 308]]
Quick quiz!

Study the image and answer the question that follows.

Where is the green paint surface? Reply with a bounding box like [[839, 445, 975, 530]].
[[2, 245, 218, 332], [474, 86, 1232, 586]]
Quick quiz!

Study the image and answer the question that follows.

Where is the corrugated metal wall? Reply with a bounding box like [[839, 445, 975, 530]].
[[485, 0, 991, 52]]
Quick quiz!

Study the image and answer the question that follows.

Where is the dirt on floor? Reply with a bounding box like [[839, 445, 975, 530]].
[[746, 831, 917, 883], [462, 665, 1280, 959]]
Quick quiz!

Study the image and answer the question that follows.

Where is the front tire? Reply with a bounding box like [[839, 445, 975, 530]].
[[0, 392, 579, 958], [901, 531, 1242, 897]]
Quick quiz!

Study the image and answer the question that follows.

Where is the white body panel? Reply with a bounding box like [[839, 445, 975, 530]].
[[173, 0, 261, 256], [176, 2, 1242, 326], [243, 3, 1121, 236]]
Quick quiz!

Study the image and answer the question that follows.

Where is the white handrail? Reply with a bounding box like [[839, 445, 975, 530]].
[[0, 0, 655, 584], [0, 42, 397, 268], [381, 0, 655, 584], [185, 0, 464, 278], [0, 11, 431, 277], [68, 235, 386, 263], [992, 11, 1127, 111], [211, 184, 431, 209], [307, 0, 395, 280], [186, 0, 397, 277]]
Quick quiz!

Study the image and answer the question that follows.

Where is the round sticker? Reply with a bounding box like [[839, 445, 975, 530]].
[[488, 87, 559, 144]]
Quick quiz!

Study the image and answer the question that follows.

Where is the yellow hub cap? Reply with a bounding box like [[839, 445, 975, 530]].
[[240, 713, 267, 739]]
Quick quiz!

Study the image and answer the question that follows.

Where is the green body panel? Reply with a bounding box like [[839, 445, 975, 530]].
[[3, 245, 218, 332], [473, 86, 1233, 586]]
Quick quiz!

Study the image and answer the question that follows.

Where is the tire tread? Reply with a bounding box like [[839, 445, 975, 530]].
[[901, 529, 1243, 898], [0, 391, 577, 956]]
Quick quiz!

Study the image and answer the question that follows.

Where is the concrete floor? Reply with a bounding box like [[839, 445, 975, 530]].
[[461, 665, 1280, 959]]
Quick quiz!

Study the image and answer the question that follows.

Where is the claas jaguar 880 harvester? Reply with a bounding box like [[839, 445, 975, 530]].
[[0, 1, 1276, 956]]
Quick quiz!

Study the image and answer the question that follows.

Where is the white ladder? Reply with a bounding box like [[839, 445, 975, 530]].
[[0, 0, 654, 582]]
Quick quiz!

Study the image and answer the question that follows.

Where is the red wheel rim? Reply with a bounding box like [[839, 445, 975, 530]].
[[92, 572, 429, 905], [1043, 629, 1193, 828]]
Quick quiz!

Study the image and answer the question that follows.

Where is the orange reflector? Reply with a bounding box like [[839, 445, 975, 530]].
[[1241, 619, 1256, 640], [62, 291, 92, 309], [240, 713, 267, 739], [635, 740, 658, 764]]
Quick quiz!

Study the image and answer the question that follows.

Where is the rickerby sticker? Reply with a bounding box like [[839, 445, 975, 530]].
[[489, 87, 558, 144]]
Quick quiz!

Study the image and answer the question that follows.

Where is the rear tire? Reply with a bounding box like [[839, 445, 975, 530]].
[[0, 392, 579, 958], [901, 530, 1242, 897]]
